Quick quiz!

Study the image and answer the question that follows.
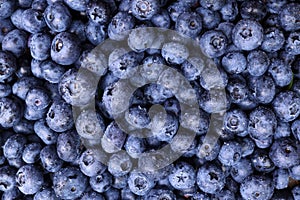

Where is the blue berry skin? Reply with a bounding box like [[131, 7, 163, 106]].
[[292, 120, 300, 142], [112, 174, 128, 189], [232, 19, 263, 51], [44, 2, 72, 32], [213, 189, 235, 200], [199, 30, 228, 58], [2, 29, 27, 57], [240, 0, 267, 20], [248, 75, 275, 104], [24, 105, 47, 121], [216, 22, 234, 43], [46, 100, 74, 132], [124, 135, 146, 159], [10, 8, 24, 29], [53, 167, 88, 199], [261, 27, 285, 53], [266, 0, 287, 14], [240, 175, 274, 200], [86, 1, 110, 24], [175, 12, 202, 38], [21, 9, 46, 33], [196, 163, 226, 194], [272, 91, 300, 122], [34, 119, 58, 145], [22, 143, 42, 164], [79, 149, 107, 177], [128, 171, 155, 196], [28, 33, 51, 61], [144, 188, 175, 200], [18, 0, 32, 8], [68, 20, 87, 43], [220, 0, 238, 21], [273, 169, 289, 190], [268, 58, 293, 87], [40, 60, 65, 83], [50, 32, 81, 65], [130, 0, 159, 21], [168, 162, 196, 191], [230, 158, 253, 183], [196, 7, 221, 30], [199, 0, 225, 11], [289, 164, 300, 180], [31, 0, 48, 11], [33, 188, 58, 200], [223, 109, 248, 137], [101, 121, 126, 153], [167, 1, 190, 22], [15, 164, 44, 195], [286, 32, 300, 56], [251, 149, 275, 173], [279, 3, 300, 31], [221, 51, 247, 74], [108, 12, 135, 41], [56, 130, 81, 163], [269, 138, 300, 169], [247, 50, 270, 76], [0, 83, 11, 98], [0, 0, 16, 19], [64, 0, 89, 12], [25, 88, 51, 111], [181, 57, 204, 81], [0, 97, 22, 128], [40, 145, 63, 173], [89, 170, 112, 193], [2, 187, 22, 200], [218, 140, 242, 166], [126, 105, 150, 129], [248, 106, 277, 144], [161, 42, 189, 64], [0, 166, 17, 192], [151, 9, 171, 29], [292, 60, 300, 79], [292, 186, 300, 200], [0, 19, 14, 43], [12, 76, 42, 100], [85, 20, 107, 46], [274, 122, 291, 139], [81, 190, 105, 200], [0, 51, 17, 83]]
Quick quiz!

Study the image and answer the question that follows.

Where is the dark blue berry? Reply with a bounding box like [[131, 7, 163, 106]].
[[128, 171, 155, 196], [151, 9, 171, 29], [33, 188, 58, 200], [40, 145, 63, 172], [0, 97, 22, 128], [247, 50, 270, 76], [268, 58, 293, 87], [101, 121, 126, 153], [218, 140, 242, 166], [79, 149, 107, 177], [0, 51, 17, 82], [28, 33, 51, 61], [21, 8, 46, 33], [130, 0, 159, 21], [0, 166, 17, 192], [199, 30, 227, 58], [251, 149, 275, 173], [2, 29, 27, 57], [89, 170, 112, 193], [108, 12, 135, 41], [220, 0, 238, 21], [34, 119, 58, 145], [261, 27, 285, 53], [273, 168, 289, 190], [279, 3, 300, 31], [64, 0, 89, 12], [0, 19, 14, 43], [175, 12, 202, 38], [22, 143, 42, 164], [0, 0, 16, 19], [56, 130, 81, 162], [248, 75, 275, 104], [230, 158, 253, 183], [240, 0, 267, 20], [196, 7, 221, 30], [221, 51, 246, 74], [25, 88, 51, 111], [87, 1, 111, 24], [85, 20, 107, 45]]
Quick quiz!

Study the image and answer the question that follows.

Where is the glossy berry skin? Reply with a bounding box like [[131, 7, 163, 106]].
[[85, 20, 107, 46], [12, 77, 41, 100], [0, 0, 16, 19], [251, 149, 275, 173], [33, 188, 59, 200], [175, 12, 202, 38], [0, 97, 22, 128], [151, 112, 178, 142], [128, 171, 155, 196], [108, 12, 135, 41], [90, 170, 113, 193], [223, 109, 248, 137], [101, 121, 126, 153], [199, 0, 225, 11], [0, 83, 11, 98], [39, 60, 65, 83], [40, 145, 63, 172], [279, 3, 300, 31], [124, 135, 146, 159], [199, 30, 228, 58], [240, 0, 267, 20], [221, 51, 246, 74], [240, 175, 274, 200], [261, 27, 285, 53], [63, 0, 89, 12], [53, 167, 88, 199], [0, 19, 14, 43], [247, 50, 270, 77], [248, 75, 275, 104], [218, 140, 242, 166], [2, 29, 27, 58], [44, 2, 72, 32], [196, 7, 221, 30], [28, 33, 51, 61], [22, 143, 42, 164], [0, 51, 17, 82], [15, 164, 44, 195], [232, 19, 263, 51], [1, 187, 21, 200], [0, 166, 17, 192], [145, 188, 176, 200], [86, 1, 111, 24], [220, 0, 238, 21], [230, 158, 253, 183], [273, 169, 289, 190], [34, 119, 58, 145], [21, 9, 46, 33], [130, 0, 159, 21], [272, 91, 300, 122], [25, 88, 51, 111], [286, 32, 300, 56], [56, 130, 81, 163], [50, 32, 81, 65], [151, 9, 171, 29], [268, 58, 293, 87], [79, 149, 107, 177], [167, 1, 190, 22], [168, 162, 196, 191]]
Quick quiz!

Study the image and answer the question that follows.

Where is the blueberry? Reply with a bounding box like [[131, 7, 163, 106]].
[[161, 42, 189, 64], [79, 149, 107, 177], [2, 29, 27, 58], [108, 12, 136, 41], [28, 33, 51, 61], [31, 0, 48, 10], [86, 1, 110, 24], [64, 0, 89, 12], [240, 175, 274, 200], [101, 121, 126, 153], [25, 88, 51, 111], [196, 163, 226, 194], [251, 149, 275, 173], [272, 91, 300, 122], [181, 57, 204, 81], [0, 97, 22, 128], [226, 74, 249, 104], [13, 118, 34, 135], [247, 50, 270, 76], [125, 105, 150, 129], [268, 58, 293, 87], [279, 3, 300, 31], [33, 188, 58, 200], [85, 20, 107, 46], [40, 145, 63, 172], [10, 8, 24, 29], [0, 83, 11, 98], [22, 143, 42, 164], [124, 135, 146, 159], [21, 9, 46, 33], [220, 0, 238, 21], [0, 51, 17, 83], [34, 119, 58, 144], [15, 164, 44, 195], [285, 32, 300, 56], [232, 19, 263, 51], [291, 119, 300, 142], [128, 171, 155, 196], [53, 167, 88, 199], [0, 0, 16, 19], [44, 2, 72, 32], [168, 161, 195, 191], [24, 105, 47, 121], [175, 12, 202, 38], [1, 187, 22, 200], [12, 76, 42, 100], [196, 7, 221, 30], [240, 0, 267, 20], [130, 0, 159, 21], [289, 164, 300, 181], [292, 186, 300, 200], [266, 0, 287, 14], [248, 75, 276, 104], [46, 100, 74, 132], [81, 190, 105, 200], [273, 169, 289, 190], [50, 32, 81, 65], [223, 109, 248, 137], [269, 138, 300, 169], [261, 27, 285, 53], [167, 1, 190, 22], [199, 30, 227, 58], [68, 20, 87, 43], [89, 170, 112, 193], [274, 122, 291, 139], [40, 60, 66, 83], [199, 0, 225, 11], [218, 140, 242, 166], [151, 9, 171, 29], [145, 188, 176, 200], [221, 51, 247, 74], [0, 166, 17, 192], [0, 19, 14, 43], [128, 27, 156, 53], [230, 158, 253, 183], [56, 130, 81, 162]]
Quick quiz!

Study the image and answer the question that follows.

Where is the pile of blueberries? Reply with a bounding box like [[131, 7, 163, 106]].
[[1, 0, 300, 199]]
